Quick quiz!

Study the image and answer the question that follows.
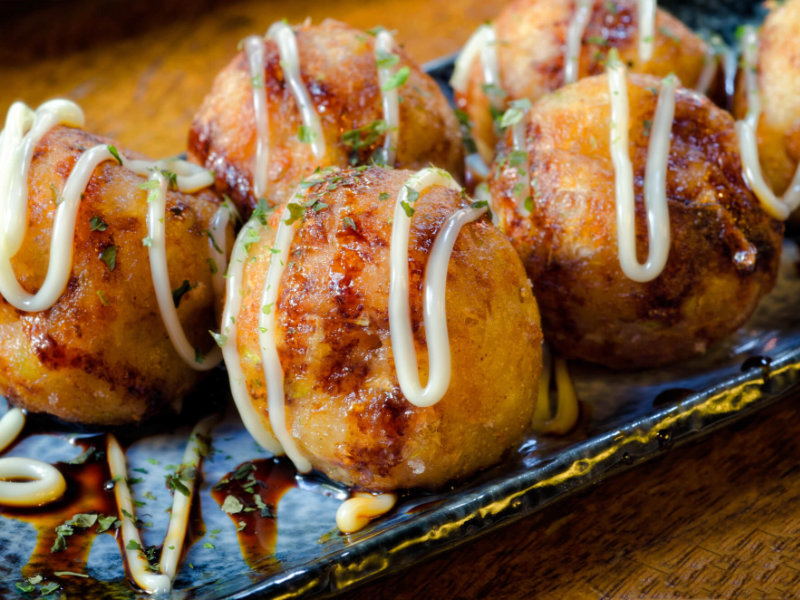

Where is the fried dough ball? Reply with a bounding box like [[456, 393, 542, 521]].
[[234, 166, 542, 491], [732, 0, 800, 215], [490, 73, 783, 369], [189, 19, 464, 219], [0, 126, 222, 425], [457, 0, 708, 163]]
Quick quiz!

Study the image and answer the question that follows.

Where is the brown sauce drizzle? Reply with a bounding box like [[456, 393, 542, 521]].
[[0, 436, 132, 595], [210, 457, 296, 570]]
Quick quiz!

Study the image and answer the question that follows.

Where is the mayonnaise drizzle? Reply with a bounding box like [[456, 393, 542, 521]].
[[0, 99, 220, 369], [159, 415, 218, 582], [450, 24, 501, 106], [735, 25, 800, 221], [694, 34, 724, 96], [267, 22, 326, 160], [607, 56, 675, 282], [219, 219, 283, 455], [637, 0, 656, 62], [243, 23, 326, 200], [0, 408, 66, 507], [565, 0, 593, 84], [389, 168, 487, 407], [256, 178, 330, 474], [244, 34, 270, 200], [375, 30, 400, 166], [336, 492, 397, 533], [531, 345, 580, 435], [143, 169, 221, 370], [510, 116, 532, 217], [108, 434, 172, 596]]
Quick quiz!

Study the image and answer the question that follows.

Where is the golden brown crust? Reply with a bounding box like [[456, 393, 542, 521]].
[[188, 20, 464, 219], [235, 166, 542, 491], [733, 0, 800, 211], [457, 0, 708, 163], [490, 74, 783, 369], [0, 126, 222, 425]]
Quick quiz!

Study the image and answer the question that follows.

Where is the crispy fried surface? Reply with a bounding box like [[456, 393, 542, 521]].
[[733, 0, 800, 209], [0, 126, 222, 425], [458, 0, 708, 162], [188, 20, 464, 219], [234, 167, 542, 491], [490, 74, 783, 369]]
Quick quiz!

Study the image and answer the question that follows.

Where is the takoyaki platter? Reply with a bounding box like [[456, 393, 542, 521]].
[[1, 0, 799, 598]]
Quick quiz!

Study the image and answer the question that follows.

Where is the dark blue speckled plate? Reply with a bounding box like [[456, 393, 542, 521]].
[[1, 1, 792, 598]]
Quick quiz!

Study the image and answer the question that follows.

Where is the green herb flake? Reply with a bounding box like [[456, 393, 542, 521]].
[[400, 201, 415, 217], [96, 515, 120, 533], [172, 280, 194, 308], [298, 124, 317, 144], [68, 447, 96, 465], [96, 289, 109, 306], [499, 98, 531, 129], [54, 571, 89, 578], [126, 540, 143, 551], [15, 580, 35, 593], [221, 495, 244, 514], [204, 542, 215, 550], [284, 203, 305, 225], [206, 257, 218, 275], [210, 330, 228, 348], [107, 145, 123, 166], [204, 229, 223, 254], [252, 198, 273, 226], [39, 582, 61, 596], [376, 49, 400, 69], [99, 245, 117, 271], [378, 192, 391, 202], [142, 236, 153, 247], [166, 472, 191, 497], [90, 215, 108, 232], [381, 65, 410, 92], [343, 216, 356, 231]]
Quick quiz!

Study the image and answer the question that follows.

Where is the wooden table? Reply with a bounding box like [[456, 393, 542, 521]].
[[3, 1, 799, 598]]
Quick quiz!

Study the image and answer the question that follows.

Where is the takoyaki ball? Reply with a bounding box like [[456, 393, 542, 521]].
[[457, 0, 708, 163], [0, 126, 222, 425], [732, 0, 800, 211], [490, 74, 783, 370], [189, 19, 464, 219], [235, 166, 542, 491]]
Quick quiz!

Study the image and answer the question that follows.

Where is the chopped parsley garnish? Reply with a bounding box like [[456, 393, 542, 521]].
[[209, 330, 228, 348], [142, 236, 153, 247], [381, 66, 410, 92], [96, 290, 110, 306], [126, 540, 143, 551], [68, 447, 97, 465], [96, 515, 120, 533], [400, 201, 415, 217], [166, 472, 191, 497], [376, 49, 400, 69], [221, 495, 244, 514], [252, 198, 273, 225], [107, 145, 123, 166], [284, 203, 305, 225], [99, 245, 117, 271], [204, 229, 223, 254], [343, 216, 356, 231], [90, 215, 107, 231], [139, 178, 160, 204], [378, 192, 391, 202], [298, 125, 316, 144], [454, 108, 478, 155], [341, 119, 389, 160], [481, 83, 507, 98], [206, 257, 218, 274], [171, 280, 195, 308], [52, 513, 98, 552], [499, 98, 531, 129]]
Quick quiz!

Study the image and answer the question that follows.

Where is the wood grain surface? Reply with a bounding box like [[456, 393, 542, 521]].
[[3, 1, 799, 598]]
